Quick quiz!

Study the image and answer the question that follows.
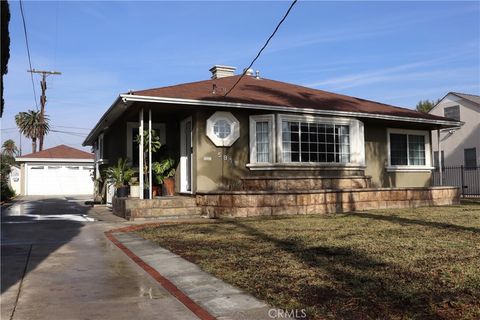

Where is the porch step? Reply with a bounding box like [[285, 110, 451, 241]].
[[127, 196, 202, 220], [144, 196, 197, 208], [113, 195, 202, 221]]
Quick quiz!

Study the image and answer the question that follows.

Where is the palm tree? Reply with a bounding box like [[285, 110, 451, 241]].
[[15, 110, 50, 153], [1, 139, 19, 157]]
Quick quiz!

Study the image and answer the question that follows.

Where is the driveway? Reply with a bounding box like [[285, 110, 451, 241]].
[[1, 196, 200, 320]]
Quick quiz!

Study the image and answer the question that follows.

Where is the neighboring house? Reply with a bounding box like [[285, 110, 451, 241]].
[[16, 145, 94, 196], [83, 66, 461, 218], [429, 92, 480, 168]]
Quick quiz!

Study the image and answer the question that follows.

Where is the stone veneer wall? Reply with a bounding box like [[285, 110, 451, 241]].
[[196, 186, 460, 218], [242, 176, 371, 191]]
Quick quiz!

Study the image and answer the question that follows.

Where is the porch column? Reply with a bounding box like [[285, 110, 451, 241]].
[[148, 109, 152, 199], [438, 129, 443, 186], [139, 108, 144, 199]]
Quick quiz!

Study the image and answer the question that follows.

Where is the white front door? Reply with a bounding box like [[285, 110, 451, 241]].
[[180, 117, 193, 193]]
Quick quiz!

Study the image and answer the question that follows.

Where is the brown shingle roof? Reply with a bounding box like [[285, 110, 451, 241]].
[[132, 75, 451, 122], [19, 145, 94, 159]]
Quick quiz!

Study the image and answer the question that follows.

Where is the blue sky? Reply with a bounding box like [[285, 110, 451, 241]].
[[2, 1, 479, 152]]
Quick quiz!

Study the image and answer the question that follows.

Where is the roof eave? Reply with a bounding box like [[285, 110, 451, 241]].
[[121, 94, 462, 128], [83, 96, 124, 146]]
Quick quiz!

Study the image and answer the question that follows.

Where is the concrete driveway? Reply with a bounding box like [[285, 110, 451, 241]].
[[1, 196, 199, 320]]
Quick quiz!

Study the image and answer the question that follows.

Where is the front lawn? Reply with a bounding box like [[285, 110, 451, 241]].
[[138, 203, 480, 319]]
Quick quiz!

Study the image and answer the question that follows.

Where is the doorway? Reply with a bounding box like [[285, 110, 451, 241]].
[[180, 117, 193, 193]]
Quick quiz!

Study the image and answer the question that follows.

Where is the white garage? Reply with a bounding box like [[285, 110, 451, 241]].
[[16, 145, 94, 196]]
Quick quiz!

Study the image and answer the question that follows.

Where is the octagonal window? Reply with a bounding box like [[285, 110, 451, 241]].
[[206, 112, 240, 147], [213, 119, 232, 139]]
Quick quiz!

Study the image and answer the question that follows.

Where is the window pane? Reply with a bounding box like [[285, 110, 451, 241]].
[[408, 135, 425, 165], [390, 134, 408, 165], [281, 120, 350, 163], [444, 106, 460, 121], [464, 148, 477, 168], [213, 119, 231, 138], [282, 121, 300, 162], [256, 121, 270, 163]]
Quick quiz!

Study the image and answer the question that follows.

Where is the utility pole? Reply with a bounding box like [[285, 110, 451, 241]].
[[27, 69, 61, 151]]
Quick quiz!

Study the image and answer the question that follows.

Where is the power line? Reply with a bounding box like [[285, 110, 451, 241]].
[[50, 129, 88, 137], [54, 125, 91, 131], [224, 0, 298, 97], [2, 126, 90, 132], [19, 0, 38, 110]]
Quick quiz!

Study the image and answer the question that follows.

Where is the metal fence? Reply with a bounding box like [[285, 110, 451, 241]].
[[432, 165, 480, 197]]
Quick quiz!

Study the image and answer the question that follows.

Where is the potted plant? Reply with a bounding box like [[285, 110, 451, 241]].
[[129, 177, 140, 198], [152, 157, 176, 196], [105, 158, 134, 197]]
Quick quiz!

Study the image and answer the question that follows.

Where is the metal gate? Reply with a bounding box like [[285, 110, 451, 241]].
[[432, 166, 480, 197]]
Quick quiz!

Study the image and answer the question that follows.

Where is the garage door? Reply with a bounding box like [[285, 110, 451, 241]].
[[27, 164, 94, 195]]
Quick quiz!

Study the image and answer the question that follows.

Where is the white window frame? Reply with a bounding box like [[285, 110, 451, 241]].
[[126, 122, 166, 164], [386, 128, 433, 172], [277, 114, 364, 165], [94, 133, 105, 163], [206, 111, 240, 147], [247, 113, 365, 169], [249, 114, 276, 164]]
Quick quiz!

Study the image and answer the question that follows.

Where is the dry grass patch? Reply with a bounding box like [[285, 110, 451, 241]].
[[138, 203, 480, 319]]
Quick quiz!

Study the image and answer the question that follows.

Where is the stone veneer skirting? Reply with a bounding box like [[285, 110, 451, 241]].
[[196, 186, 460, 218], [241, 175, 371, 191]]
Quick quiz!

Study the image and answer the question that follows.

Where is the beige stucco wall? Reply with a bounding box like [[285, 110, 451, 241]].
[[194, 110, 370, 192], [364, 124, 432, 188], [194, 109, 250, 192], [194, 110, 433, 192], [430, 94, 480, 166]]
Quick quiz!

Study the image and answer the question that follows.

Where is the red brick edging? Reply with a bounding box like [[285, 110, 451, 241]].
[[105, 227, 216, 320]]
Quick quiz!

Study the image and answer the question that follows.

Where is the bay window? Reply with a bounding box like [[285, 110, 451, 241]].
[[249, 114, 364, 167], [281, 121, 350, 163]]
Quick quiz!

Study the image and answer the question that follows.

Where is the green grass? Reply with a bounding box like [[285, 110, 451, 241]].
[[137, 203, 480, 319]]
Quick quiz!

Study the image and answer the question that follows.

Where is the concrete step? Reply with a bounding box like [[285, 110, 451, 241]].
[[146, 196, 197, 208]]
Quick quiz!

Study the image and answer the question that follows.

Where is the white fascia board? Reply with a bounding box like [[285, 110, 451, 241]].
[[16, 158, 94, 163], [121, 94, 462, 127], [83, 96, 123, 146]]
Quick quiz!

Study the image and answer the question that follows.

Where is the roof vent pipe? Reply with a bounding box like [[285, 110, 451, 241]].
[[255, 70, 260, 79], [210, 65, 236, 79]]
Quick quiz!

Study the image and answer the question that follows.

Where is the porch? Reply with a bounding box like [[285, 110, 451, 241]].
[[95, 101, 196, 198]]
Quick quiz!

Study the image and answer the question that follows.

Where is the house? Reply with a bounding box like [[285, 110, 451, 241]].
[[429, 92, 480, 168], [16, 145, 94, 196], [83, 65, 461, 219]]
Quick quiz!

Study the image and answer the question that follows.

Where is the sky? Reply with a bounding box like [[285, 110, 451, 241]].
[[2, 0, 479, 153]]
